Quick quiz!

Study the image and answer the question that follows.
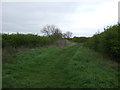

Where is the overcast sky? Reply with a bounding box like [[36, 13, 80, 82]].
[[2, 0, 119, 37]]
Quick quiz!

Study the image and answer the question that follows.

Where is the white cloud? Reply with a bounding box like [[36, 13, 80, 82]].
[[68, 0, 118, 36]]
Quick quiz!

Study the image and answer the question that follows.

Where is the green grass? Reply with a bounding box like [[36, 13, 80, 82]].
[[2, 44, 119, 88]]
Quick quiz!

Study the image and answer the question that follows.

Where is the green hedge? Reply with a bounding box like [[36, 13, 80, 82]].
[[84, 24, 120, 62], [2, 33, 55, 48]]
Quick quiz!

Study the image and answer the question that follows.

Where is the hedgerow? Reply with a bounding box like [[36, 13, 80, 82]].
[[84, 24, 120, 62], [2, 33, 55, 48]]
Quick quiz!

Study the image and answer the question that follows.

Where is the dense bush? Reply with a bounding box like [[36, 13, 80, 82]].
[[84, 24, 120, 62], [2, 33, 56, 48]]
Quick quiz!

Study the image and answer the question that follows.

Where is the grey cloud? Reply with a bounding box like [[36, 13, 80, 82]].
[[3, 2, 78, 33], [2, 1, 118, 37]]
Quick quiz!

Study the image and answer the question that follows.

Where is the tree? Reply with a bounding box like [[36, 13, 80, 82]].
[[51, 28, 62, 39], [66, 31, 72, 38], [62, 33, 67, 38], [41, 25, 62, 39], [41, 25, 53, 36]]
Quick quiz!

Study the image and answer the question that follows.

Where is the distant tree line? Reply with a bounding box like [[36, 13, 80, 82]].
[[69, 36, 89, 43]]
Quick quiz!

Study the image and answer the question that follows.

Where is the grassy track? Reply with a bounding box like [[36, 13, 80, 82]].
[[3, 44, 119, 88]]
